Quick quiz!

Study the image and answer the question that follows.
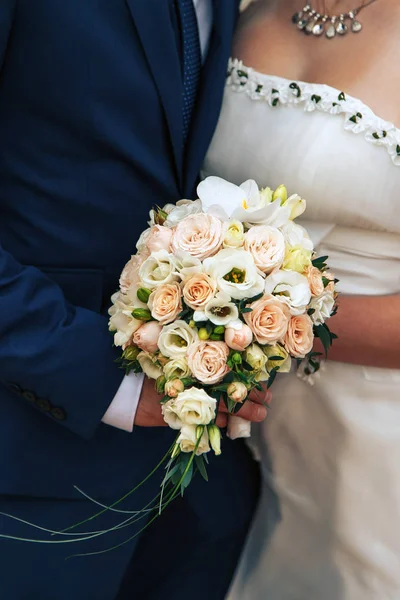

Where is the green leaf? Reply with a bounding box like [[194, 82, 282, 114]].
[[246, 292, 264, 304], [267, 355, 285, 362], [160, 395, 170, 404], [223, 372, 236, 384], [241, 307, 253, 314], [195, 456, 209, 482], [267, 367, 279, 389], [314, 323, 332, 356], [241, 360, 254, 371]]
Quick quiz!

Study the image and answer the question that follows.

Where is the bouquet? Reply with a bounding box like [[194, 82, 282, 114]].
[[109, 176, 338, 492]]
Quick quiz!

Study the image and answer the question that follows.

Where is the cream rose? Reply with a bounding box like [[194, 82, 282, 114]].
[[164, 199, 203, 228], [119, 253, 148, 297], [163, 356, 191, 380], [244, 225, 286, 273], [263, 344, 292, 373], [203, 249, 265, 301], [187, 341, 230, 385], [183, 274, 216, 310], [244, 295, 290, 345], [223, 220, 245, 249], [171, 213, 223, 260], [264, 270, 312, 316], [171, 387, 217, 426], [224, 323, 253, 351], [133, 321, 162, 354], [227, 382, 248, 403], [245, 343, 269, 381], [309, 290, 335, 325], [304, 265, 325, 297], [137, 351, 163, 379], [177, 425, 210, 455], [145, 225, 173, 253], [139, 250, 179, 289], [284, 314, 314, 358], [158, 320, 198, 359], [148, 282, 182, 324]]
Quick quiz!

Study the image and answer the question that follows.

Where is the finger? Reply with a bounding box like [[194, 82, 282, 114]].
[[216, 413, 228, 428], [235, 399, 267, 423], [248, 387, 272, 406]]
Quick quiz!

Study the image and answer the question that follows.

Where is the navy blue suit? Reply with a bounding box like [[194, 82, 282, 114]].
[[0, 2, 260, 598]]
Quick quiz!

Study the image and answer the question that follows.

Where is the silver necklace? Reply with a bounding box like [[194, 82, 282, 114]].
[[292, 0, 379, 39]]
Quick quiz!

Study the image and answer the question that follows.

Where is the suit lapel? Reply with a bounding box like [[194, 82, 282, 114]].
[[183, 1, 237, 196], [126, 0, 183, 186]]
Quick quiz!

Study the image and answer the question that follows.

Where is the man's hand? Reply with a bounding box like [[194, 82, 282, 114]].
[[134, 377, 167, 427], [217, 386, 271, 428]]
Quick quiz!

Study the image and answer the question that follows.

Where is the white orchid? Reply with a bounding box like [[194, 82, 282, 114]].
[[203, 248, 264, 301], [264, 270, 311, 316], [197, 176, 291, 227]]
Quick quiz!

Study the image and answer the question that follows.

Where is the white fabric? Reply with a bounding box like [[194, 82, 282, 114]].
[[204, 59, 400, 600], [103, 1, 213, 432]]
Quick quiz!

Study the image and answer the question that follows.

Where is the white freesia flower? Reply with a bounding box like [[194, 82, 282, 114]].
[[178, 425, 210, 455], [137, 352, 163, 380], [265, 270, 312, 316], [202, 291, 239, 326], [285, 194, 306, 220], [139, 250, 179, 289], [164, 199, 203, 228], [281, 221, 314, 252], [197, 176, 291, 227], [163, 356, 191, 380], [203, 249, 264, 300], [158, 320, 198, 358], [309, 290, 335, 325]]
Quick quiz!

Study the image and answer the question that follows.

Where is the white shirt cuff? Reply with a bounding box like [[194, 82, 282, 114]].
[[102, 372, 144, 433]]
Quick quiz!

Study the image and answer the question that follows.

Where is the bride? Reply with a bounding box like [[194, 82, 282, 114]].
[[204, 0, 400, 598]]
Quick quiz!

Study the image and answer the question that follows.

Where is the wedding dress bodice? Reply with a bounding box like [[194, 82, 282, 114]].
[[204, 60, 400, 600]]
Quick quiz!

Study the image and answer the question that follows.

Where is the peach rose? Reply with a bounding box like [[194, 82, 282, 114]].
[[171, 213, 223, 260], [148, 282, 182, 325], [284, 314, 314, 358], [187, 341, 230, 385], [146, 225, 173, 253], [304, 265, 325, 297], [133, 321, 163, 354], [119, 252, 149, 296], [224, 324, 253, 351], [244, 295, 290, 345], [182, 273, 216, 310], [244, 225, 286, 274], [324, 271, 336, 293]]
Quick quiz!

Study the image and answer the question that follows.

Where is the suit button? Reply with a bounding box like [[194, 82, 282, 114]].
[[50, 407, 67, 421], [35, 398, 52, 412], [7, 382, 23, 395], [22, 390, 36, 403]]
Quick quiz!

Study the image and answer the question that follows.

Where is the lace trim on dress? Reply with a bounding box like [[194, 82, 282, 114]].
[[227, 58, 400, 167]]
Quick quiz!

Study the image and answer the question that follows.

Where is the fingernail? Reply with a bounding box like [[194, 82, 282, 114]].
[[257, 407, 267, 422]]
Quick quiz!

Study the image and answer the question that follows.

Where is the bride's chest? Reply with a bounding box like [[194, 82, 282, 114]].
[[204, 63, 400, 234]]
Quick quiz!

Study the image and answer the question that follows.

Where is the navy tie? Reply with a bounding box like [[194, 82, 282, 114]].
[[175, 0, 202, 143]]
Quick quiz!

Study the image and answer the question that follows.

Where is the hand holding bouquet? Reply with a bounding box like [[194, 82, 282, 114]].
[[110, 176, 338, 491]]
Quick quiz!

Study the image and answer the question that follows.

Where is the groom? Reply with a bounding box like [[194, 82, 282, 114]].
[[0, 1, 266, 598]]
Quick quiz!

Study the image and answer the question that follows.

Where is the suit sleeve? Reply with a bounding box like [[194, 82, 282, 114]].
[[0, 3, 125, 439]]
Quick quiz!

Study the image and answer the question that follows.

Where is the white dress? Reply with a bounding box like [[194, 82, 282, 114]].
[[204, 59, 400, 600]]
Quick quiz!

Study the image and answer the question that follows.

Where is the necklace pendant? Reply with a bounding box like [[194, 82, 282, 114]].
[[351, 20, 363, 33], [336, 20, 348, 35], [292, 11, 303, 24], [305, 18, 317, 34], [297, 18, 309, 30], [312, 21, 325, 36], [326, 23, 336, 38]]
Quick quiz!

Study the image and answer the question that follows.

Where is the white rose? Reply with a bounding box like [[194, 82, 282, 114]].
[[164, 199, 203, 228], [171, 387, 217, 426], [163, 356, 191, 380], [178, 425, 210, 455], [281, 221, 314, 252], [309, 290, 335, 325], [139, 250, 179, 289], [265, 270, 311, 316], [223, 220, 245, 248], [158, 320, 199, 358], [203, 249, 264, 301], [244, 225, 286, 273], [137, 352, 163, 380]]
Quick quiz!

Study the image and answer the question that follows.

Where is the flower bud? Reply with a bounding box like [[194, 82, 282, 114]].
[[189, 320, 196, 328], [213, 326, 225, 335], [196, 425, 205, 440], [199, 327, 210, 341], [231, 352, 242, 365], [123, 346, 140, 361], [131, 308, 152, 321], [208, 425, 222, 456], [227, 382, 248, 404], [210, 333, 223, 341], [165, 378, 185, 398], [273, 184, 288, 204], [171, 443, 181, 459], [136, 287, 152, 303], [156, 375, 167, 395]]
